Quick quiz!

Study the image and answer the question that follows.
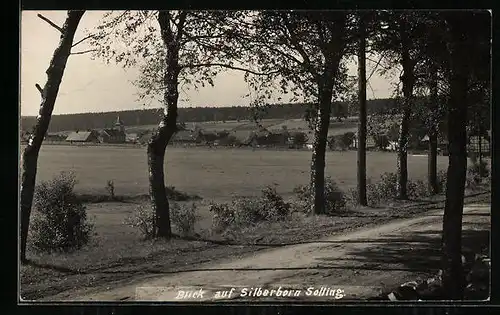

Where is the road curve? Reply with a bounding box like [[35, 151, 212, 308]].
[[45, 204, 490, 302]]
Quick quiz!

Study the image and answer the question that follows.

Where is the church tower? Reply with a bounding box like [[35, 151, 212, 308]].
[[115, 115, 125, 133]]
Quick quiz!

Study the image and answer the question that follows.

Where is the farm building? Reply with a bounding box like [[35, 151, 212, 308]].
[[44, 133, 66, 142], [66, 130, 100, 143], [172, 130, 198, 144], [100, 115, 126, 143], [467, 135, 491, 156], [241, 129, 289, 147], [126, 133, 139, 143], [350, 131, 376, 149]]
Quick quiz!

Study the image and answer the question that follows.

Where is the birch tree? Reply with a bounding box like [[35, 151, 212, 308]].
[[243, 11, 352, 214], [89, 10, 269, 237], [20, 11, 86, 263]]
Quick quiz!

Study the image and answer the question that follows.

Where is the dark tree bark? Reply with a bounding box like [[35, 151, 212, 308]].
[[441, 13, 470, 300], [396, 19, 415, 200], [20, 11, 85, 264], [147, 11, 186, 237], [307, 13, 347, 215], [310, 83, 334, 214], [357, 14, 368, 206], [428, 62, 439, 194]]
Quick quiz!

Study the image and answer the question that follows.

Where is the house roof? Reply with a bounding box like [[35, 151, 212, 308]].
[[66, 131, 94, 142], [102, 129, 126, 138], [173, 130, 195, 141]]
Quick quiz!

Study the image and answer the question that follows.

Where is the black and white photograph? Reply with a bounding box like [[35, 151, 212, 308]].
[[19, 10, 491, 302]]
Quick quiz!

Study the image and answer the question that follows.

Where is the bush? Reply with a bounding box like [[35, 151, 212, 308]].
[[106, 180, 115, 200], [369, 172, 399, 203], [407, 179, 429, 199], [349, 173, 431, 207], [30, 171, 94, 252], [373, 135, 390, 151], [210, 185, 291, 233], [260, 185, 291, 221], [165, 186, 200, 201], [293, 177, 347, 215], [170, 202, 197, 236], [124, 204, 156, 240], [209, 202, 234, 233], [436, 170, 448, 193]]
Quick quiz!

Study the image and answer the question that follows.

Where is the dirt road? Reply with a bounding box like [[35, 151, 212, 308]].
[[46, 203, 490, 302]]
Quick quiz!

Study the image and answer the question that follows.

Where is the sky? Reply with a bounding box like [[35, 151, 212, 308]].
[[20, 11, 397, 117]]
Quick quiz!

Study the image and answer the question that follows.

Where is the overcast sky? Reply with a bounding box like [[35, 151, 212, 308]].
[[20, 11, 397, 117]]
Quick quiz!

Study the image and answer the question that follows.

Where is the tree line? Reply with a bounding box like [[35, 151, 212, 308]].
[[21, 99, 398, 133], [19, 10, 490, 301]]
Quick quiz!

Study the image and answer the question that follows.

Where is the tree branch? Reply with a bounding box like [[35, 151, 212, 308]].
[[175, 11, 188, 43], [70, 49, 97, 55], [282, 14, 319, 80], [37, 14, 63, 33], [35, 84, 43, 95], [182, 63, 280, 76], [72, 34, 94, 47]]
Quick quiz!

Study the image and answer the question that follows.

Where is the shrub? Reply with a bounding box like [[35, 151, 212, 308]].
[[260, 185, 291, 221], [373, 135, 390, 151], [341, 132, 356, 149], [31, 171, 94, 252], [165, 186, 200, 201], [123, 204, 156, 240], [293, 177, 347, 215], [369, 172, 398, 203], [232, 197, 266, 226], [407, 179, 429, 199], [170, 202, 197, 236], [357, 172, 430, 207], [209, 202, 234, 233], [210, 186, 291, 233], [106, 180, 115, 200], [436, 170, 448, 193]]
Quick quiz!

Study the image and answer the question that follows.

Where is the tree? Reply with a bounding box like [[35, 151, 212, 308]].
[[373, 12, 428, 199], [244, 11, 351, 214], [356, 13, 368, 206], [20, 11, 86, 263], [441, 11, 490, 299], [90, 11, 267, 236]]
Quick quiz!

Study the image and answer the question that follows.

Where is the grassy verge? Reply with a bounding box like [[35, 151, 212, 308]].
[[20, 187, 489, 300]]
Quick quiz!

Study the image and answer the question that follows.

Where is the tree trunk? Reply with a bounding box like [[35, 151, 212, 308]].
[[396, 20, 415, 200], [310, 88, 333, 215], [441, 14, 470, 300], [147, 125, 174, 238], [357, 14, 368, 206], [148, 11, 184, 238], [428, 62, 439, 194], [20, 11, 85, 264]]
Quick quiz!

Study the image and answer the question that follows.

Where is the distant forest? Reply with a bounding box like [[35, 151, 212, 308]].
[[21, 99, 398, 133]]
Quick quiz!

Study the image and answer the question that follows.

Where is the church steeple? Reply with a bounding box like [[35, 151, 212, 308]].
[[115, 115, 125, 133]]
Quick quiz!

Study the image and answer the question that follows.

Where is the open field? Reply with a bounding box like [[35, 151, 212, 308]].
[[21, 144, 491, 300], [33, 145, 450, 199]]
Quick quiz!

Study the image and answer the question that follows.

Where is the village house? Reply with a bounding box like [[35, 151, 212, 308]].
[[44, 133, 66, 142], [65, 130, 100, 143], [126, 133, 139, 143], [171, 130, 198, 145], [100, 115, 127, 144]]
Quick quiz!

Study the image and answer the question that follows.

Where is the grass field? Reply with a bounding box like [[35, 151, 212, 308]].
[[22, 144, 491, 300], [34, 145, 450, 199]]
